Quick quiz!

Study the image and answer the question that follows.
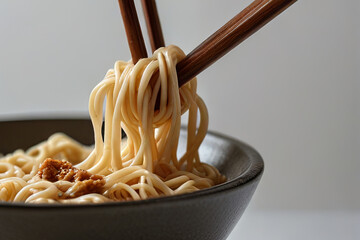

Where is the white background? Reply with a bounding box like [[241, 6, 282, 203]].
[[0, 0, 359, 239]]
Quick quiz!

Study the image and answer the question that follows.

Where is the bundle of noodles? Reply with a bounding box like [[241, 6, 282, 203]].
[[0, 45, 225, 203]]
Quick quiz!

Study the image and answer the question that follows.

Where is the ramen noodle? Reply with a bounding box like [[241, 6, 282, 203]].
[[0, 45, 225, 203]]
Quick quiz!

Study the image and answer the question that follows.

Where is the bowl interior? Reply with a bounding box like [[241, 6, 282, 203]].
[[0, 118, 260, 183]]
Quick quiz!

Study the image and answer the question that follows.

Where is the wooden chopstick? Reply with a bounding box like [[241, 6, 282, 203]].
[[141, 0, 165, 52], [176, 0, 297, 87], [118, 0, 148, 64]]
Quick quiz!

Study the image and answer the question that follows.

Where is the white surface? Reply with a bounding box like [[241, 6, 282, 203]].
[[0, 0, 359, 213], [228, 209, 360, 240]]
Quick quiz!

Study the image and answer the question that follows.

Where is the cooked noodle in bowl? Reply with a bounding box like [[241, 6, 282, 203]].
[[0, 45, 225, 203]]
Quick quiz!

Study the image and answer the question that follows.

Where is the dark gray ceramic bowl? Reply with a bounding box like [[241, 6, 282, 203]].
[[0, 119, 263, 240]]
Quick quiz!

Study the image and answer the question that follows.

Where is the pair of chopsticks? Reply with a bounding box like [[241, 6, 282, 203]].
[[118, 0, 164, 62], [118, 0, 297, 88]]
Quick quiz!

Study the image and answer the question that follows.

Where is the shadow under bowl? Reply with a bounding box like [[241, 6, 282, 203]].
[[0, 118, 264, 240]]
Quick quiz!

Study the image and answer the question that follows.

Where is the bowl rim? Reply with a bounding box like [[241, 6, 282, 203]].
[[0, 118, 264, 209]]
